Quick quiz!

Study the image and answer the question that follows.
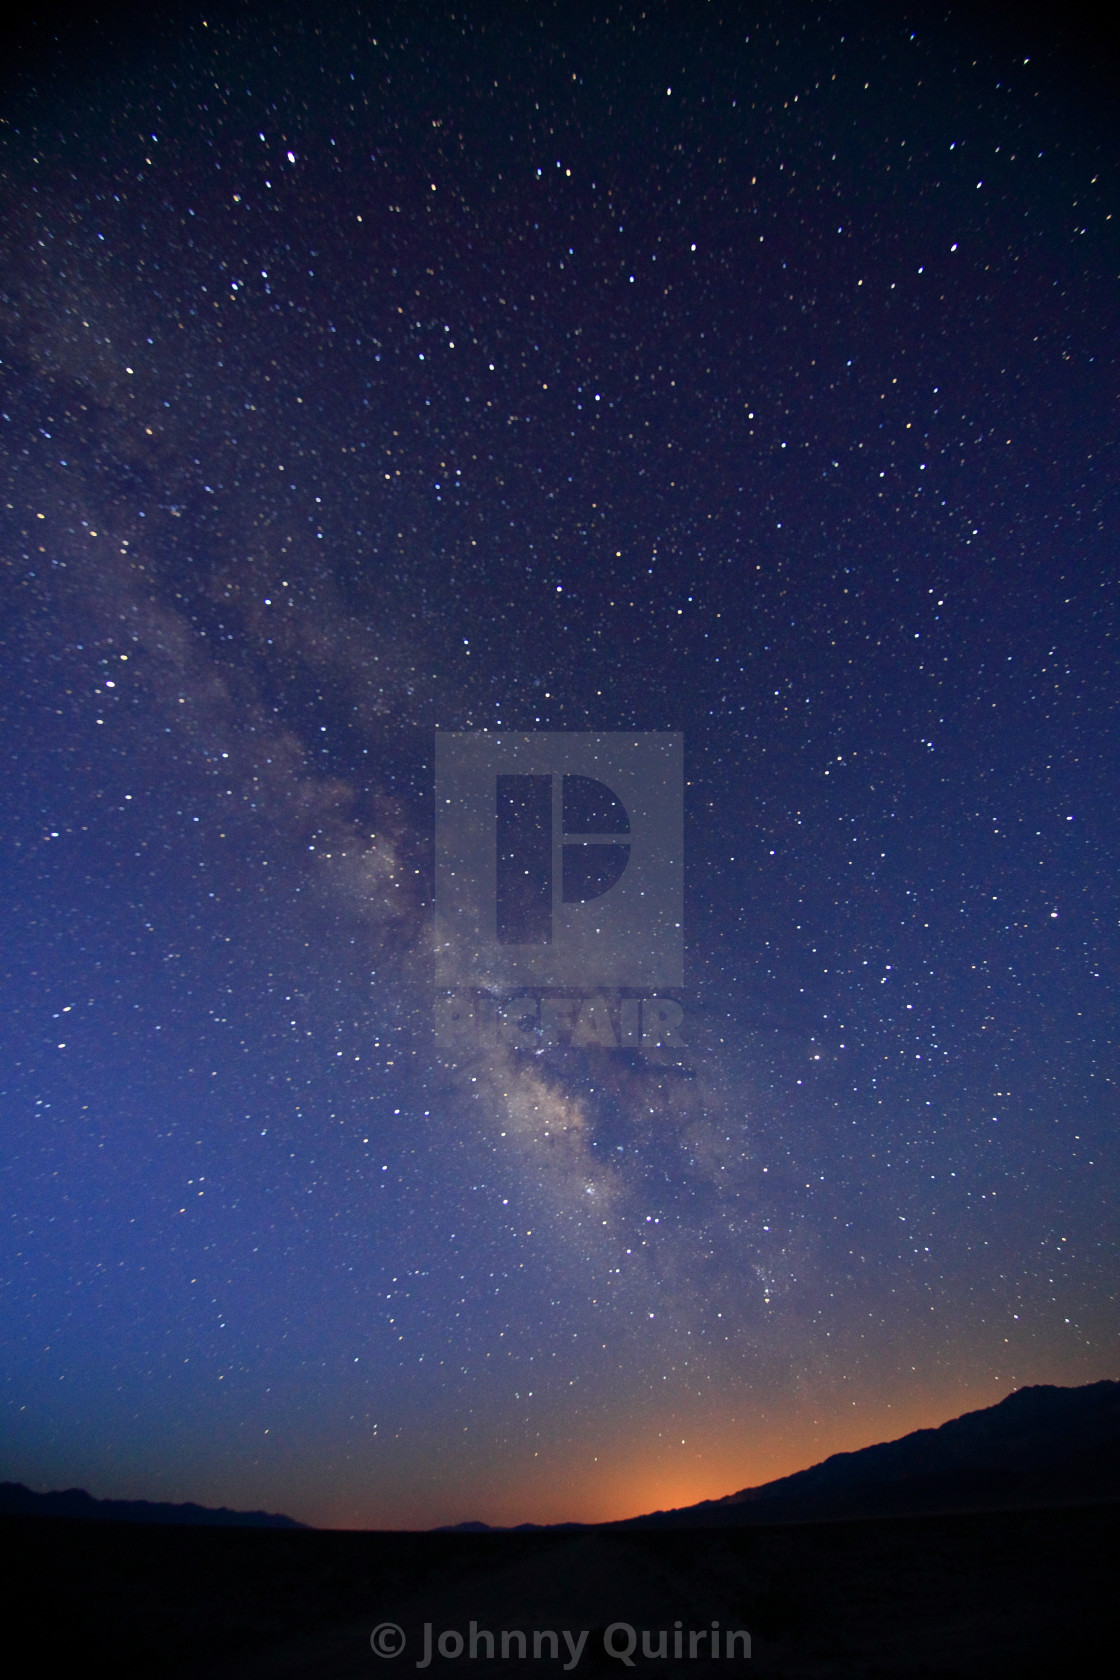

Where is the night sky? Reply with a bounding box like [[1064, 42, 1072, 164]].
[[1, 1, 1117, 1531]]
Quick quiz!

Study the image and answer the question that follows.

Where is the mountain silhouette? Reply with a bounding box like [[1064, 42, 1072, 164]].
[[6, 1381, 1116, 1537], [613, 1378, 1120, 1527], [0, 1482, 305, 1528], [437, 1380, 1120, 1532]]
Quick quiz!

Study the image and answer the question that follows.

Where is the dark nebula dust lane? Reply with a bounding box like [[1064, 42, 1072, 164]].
[[1, 1, 1116, 1529]]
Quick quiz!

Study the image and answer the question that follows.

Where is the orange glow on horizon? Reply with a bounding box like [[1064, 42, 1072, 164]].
[[308, 1375, 1020, 1531]]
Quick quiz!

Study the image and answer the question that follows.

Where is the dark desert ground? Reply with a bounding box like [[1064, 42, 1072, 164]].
[[6, 1502, 1117, 1678]]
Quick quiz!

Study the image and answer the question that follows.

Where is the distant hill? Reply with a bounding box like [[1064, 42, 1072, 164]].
[[0, 1482, 305, 1528], [435, 1518, 584, 1533], [615, 1379, 1120, 1528]]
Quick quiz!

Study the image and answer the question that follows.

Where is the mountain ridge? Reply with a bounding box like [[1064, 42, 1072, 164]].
[[0, 1482, 305, 1528], [616, 1378, 1120, 1528], [9, 1379, 1116, 1534], [439, 1379, 1120, 1532]]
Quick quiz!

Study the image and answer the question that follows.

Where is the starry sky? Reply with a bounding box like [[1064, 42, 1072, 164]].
[[1, 1, 1117, 1531]]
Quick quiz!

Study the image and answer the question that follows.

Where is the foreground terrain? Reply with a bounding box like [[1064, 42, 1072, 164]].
[[9, 1498, 1117, 1678]]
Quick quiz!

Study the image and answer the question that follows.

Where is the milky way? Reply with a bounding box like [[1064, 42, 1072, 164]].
[[1, 2, 1116, 1527]]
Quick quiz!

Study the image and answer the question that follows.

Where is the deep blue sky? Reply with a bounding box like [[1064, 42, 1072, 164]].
[[1, 0, 1116, 1527]]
